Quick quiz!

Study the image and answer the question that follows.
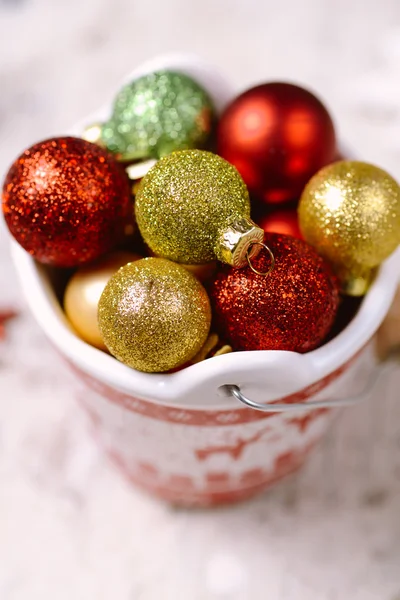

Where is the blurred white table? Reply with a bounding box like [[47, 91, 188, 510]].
[[1, 1, 400, 598]]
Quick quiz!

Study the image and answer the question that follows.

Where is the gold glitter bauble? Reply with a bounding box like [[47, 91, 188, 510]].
[[98, 257, 211, 373], [299, 161, 400, 296], [135, 150, 263, 266], [64, 251, 141, 349]]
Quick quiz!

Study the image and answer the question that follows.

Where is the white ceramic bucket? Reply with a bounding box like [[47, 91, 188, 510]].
[[10, 54, 400, 507]]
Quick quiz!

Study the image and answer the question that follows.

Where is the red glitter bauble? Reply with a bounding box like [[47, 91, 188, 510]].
[[217, 83, 336, 205], [2, 137, 131, 267], [209, 233, 339, 353], [258, 207, 302, 239]]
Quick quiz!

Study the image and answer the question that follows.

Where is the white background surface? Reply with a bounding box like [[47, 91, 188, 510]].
[[1, 1, 400, 598]]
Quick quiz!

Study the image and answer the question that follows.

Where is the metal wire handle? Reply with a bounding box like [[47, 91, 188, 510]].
[[246, 241, 275, 277], [225, 360, 396, 413]]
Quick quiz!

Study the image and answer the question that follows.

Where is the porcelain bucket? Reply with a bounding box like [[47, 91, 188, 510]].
[[10, 54, 400, 507]]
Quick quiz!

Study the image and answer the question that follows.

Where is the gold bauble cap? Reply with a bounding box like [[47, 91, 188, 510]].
[[215, 216, 264, 267]]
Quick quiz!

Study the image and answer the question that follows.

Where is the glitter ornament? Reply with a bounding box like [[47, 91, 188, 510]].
[[64, 251, 141, 349], [217, 82, 336, 205], [210, 232, 339, 353], [258, 207, 302, 239], [98, 257, 211, 373], [298, 161, 400, 296], [2, 137, 131, 267], [101, 71, 215, 162], [135, 150, 264, 266]]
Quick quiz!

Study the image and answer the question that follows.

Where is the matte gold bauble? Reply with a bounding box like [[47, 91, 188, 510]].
[[64, 251, 141, 349]]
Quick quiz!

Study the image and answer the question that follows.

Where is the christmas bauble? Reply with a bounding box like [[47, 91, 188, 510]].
[[101, 71, 215, 162], [217, 82, 336, 205], [210, 232, 339, 352], [258, 207, 302, 239], [2, 137, 131, 267], [298, 161, 400, 296], [135, 150, 263, 266], [64, 251, 141, 349], [98, 257, 211, 372]]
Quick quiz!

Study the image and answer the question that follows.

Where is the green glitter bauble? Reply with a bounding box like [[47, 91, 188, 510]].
[[98, 258, 211, 373], [135, 150, 254, 265], [101, 71, 215, 161]]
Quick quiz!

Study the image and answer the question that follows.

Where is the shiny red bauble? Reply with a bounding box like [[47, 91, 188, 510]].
[[258, 207, 302, 239], [2, 137, 131, 267], [209, 232, 339, 353], [217, 83, 336, 205]]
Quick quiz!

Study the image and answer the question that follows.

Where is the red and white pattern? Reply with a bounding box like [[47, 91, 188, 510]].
[[70, 349, 366, 506]]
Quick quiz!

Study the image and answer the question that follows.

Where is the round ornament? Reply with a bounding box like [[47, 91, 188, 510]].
[[101, 70, 215, 162], [298, 161, 400, 295], [64, 251, 141, 349], [98, 257, 212, 372], [217, 82, 336, 205], [210, 232, 339, 353], [135, 150, 263, 266], [2, 137, 131, 267]]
